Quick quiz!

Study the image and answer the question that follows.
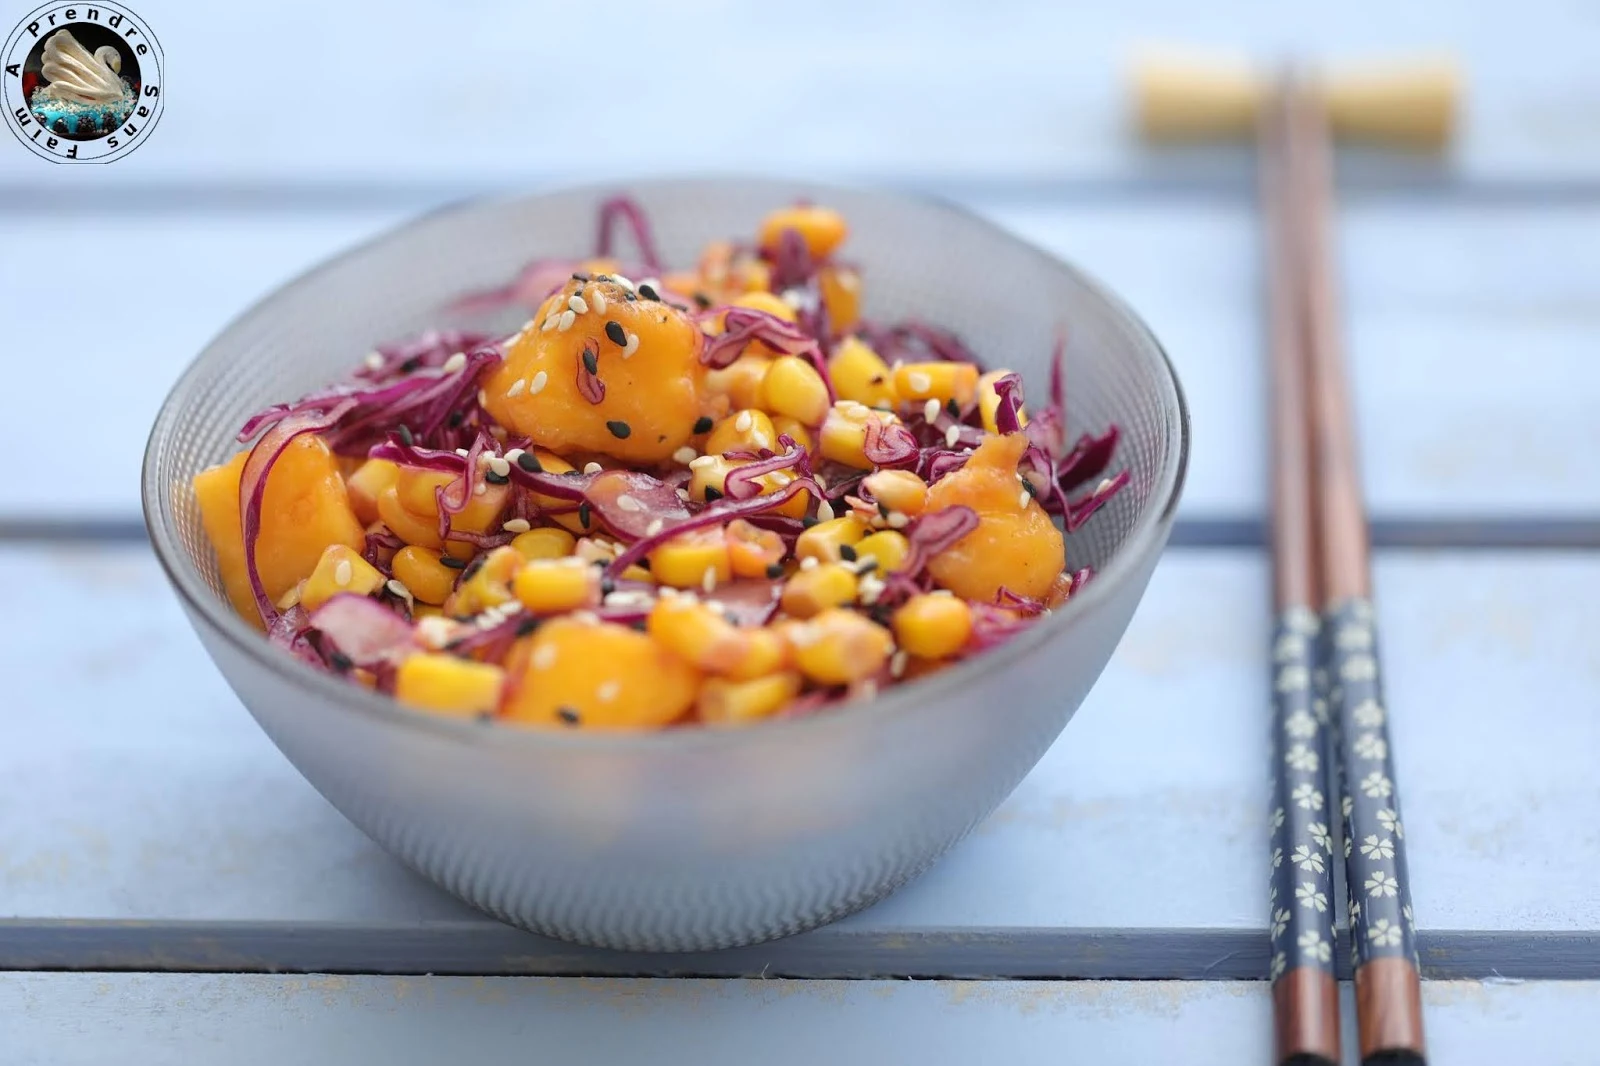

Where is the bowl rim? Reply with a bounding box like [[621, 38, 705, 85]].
[[142, 174, 1191, 753]]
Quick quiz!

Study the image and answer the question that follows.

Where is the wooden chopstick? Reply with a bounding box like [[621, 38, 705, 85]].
[[1260, 72, 1342, 1066], [1287, 76, 1429, 1065]]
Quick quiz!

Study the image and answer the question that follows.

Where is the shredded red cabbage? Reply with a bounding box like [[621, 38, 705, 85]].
[[596, 195, 663, 275], [699, 307, 821, 369], [310, 593, 417, 665]]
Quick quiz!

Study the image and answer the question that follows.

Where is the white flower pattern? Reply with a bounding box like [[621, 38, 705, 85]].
[[1345, 835, 1354, 858], [1308, 822, 1333, 853], [1377, 808, 1403, 839], [1276, 665, 1310, 693], [1360, 835, 1395, 861], [1353, 732, 1388, 760], [1270, 807, 1285, 832], [1270, 951, 1287, 980], [1352, 699, 1385, 729], [1292, 784, 1324, 811], [1296, 881, 1329, 912], [1274, 632, 1307, 662], [1312, 698, 1329, 724], [1340, 655, 1377, 682], [1285, 744, 1319, 772], [1349, 900, 1361, 925], [1335, 625, 1373, 650], [1341, 795, 1354, 819], [1368, 918, 1403, 948], [1366, 871, 1399, 898], [1271, 846, 1283, 869], [1297, 930, 1331, 963], [1285, 710, 1317, 739], [1293, 845, 1325, 873], [1361, 771, 1394, 799], [1271, 907, 1291, 940]]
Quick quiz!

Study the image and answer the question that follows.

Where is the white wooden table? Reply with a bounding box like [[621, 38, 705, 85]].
[[4, 1, 1599, 1061]]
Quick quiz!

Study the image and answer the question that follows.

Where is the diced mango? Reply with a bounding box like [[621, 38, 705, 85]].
[[396, 654, 505, 717], [301, 544, 386, 613], [501, 619, 701, 729]]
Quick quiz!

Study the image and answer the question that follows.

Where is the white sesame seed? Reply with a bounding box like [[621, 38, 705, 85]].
[[817, 500, 836, 522], [923, 398, 941, 423], [590, 290, 607, 315], [474, 481, 487, 496], [488, 456, 511, 477], [675, 488, 691, 501], [734, 411, 754, 433], [604, 590, 651, 607], [505, 378, 526, 398], [504, 332, 525, 350], [771, 472, 792, 487], [442, 351, 468, 374], [611, 274, 635, 292], [646, 518, 664, 536], [477, 389, 489, 408], [859, 575, 885, 604], [890, 650, 909, 678], [417, 616, 454, 649], [558, 309, 576, 331], [1096, 478, 1114, 494], [816, 475, 828, 490], [568, 295, 589, 315], [597, 680, 620, 702], [505, 448, 526, 463], [364, 351, 385, 371], [533, 646, 557, 670], [570, 610, 600, 625], [702, 568, 719, 593], [502, 518, 532, 533], [945, 425, 961, 448], [672, 446, 698, 465], [559, 556, 588, 568], [455, 448, 471, 457], [583, 462, 603, 475], [541, 314, 560, 332], [887, 512, 909, 529], [386, 579, 412, 601], [781, 288, 805, 309], [615, 494, 643, 513], [907, 371, 933, 393], [688, 455, 718, 470], [333, 559, 353, 587], [622, 333, 639, 358], [1019, 489, 1032, 509], [529, 370, 549, 395], [931, 588, 955, 597], [800, 556, 819, 571]]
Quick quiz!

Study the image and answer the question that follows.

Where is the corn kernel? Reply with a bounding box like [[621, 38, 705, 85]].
[[769, 415, 815, 453], [893, 361, 980, 408], [761, 355, 830, 426], [301, 544, 386, 612], [978, 368, 1029, 435], [649, 528, 732, 590], [726, 627, 790, 681], [892, 594, 974, 660], [862, 469, 928, 517], [789, 608, 893, 685], [725, 519, 785, 579], [704, 354, 772, 411], [781, 562, 860, 618], [698, 671, 803, 726], [818, 266, 862, 333], [690, 455, 808, 520], [395, 653, 505, 717], [573, 537, 619, 566], [706, 409, 778, 456], [346, 458, 398, 527], [376, 485, 444, 550], [647, 597, 742, 671], [796, 514, 869, 562], [853, 530, 912, 574], [512, 526, 577, 561], [512, 557, 601, 615], [731, 290, 799, 323], [392, 545, 460, 606], [758, 204, 849, 258], [827, 337, 896, 409], [819, 404, 901, 469], [452, 546, 523, 615]]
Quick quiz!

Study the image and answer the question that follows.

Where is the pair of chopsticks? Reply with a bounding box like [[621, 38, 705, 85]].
[[1260, 75, 1426, 1066]]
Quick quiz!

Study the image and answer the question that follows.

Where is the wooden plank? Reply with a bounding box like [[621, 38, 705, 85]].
[[4, 974, 1598, 1066], [0, 545, 1596, 977], [3, 201, 1599, 520], [15, 0, 1600, 190]]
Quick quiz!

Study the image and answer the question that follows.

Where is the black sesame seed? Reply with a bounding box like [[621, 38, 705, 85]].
[[868, 374, 885, 385], [855, 557, 879, 574], [629, 619, 648, 632], [600, 576, 616, 595], [452, 614, 475, 623], [557, 706, 581, 726], [592, 558, 607, 568], [638, 283, 661, 302], [604, 321, 627, 346], [765, 562, 785, 579], [595, 274, 613, 283], [838, 544, 858, 562], [582, 349, 599, 375], [947, 398, 962, 418], [571, 272, 591, 282], [606, 420, 632, 439], [657, 434, 666, 443], [462, 557, 486, 582], [485, 470, 510, 485], [399, 357, 423, 373], [1022, 478, 1038, 498], [693, 292, 712, 309], [578, 502, 592, 528], [637, 556, 651, 571], [328, 651, 354, 672], [396, 424, 414, 447], [440, 555, 468, 570], [802, 516, 819, 529], [448, 411, 465, 428], [515, 617, 541, 637], [877, 500, 892, 518], [704, 486, 723, 502], [669, 302, 689, 312], [869, 604, 893, 626], [693, 416, 714, 435], [623, 291, 638, 302], [516, 452, 543, 473]]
